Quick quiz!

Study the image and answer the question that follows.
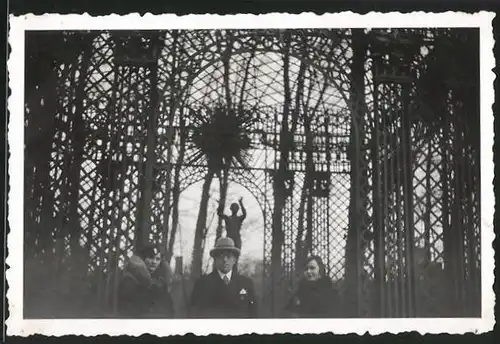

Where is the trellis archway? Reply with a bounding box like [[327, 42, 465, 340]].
[[165, 32, 353, 315], [24, 28, 480, 318]]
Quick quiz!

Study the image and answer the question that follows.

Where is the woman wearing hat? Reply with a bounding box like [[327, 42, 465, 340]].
[[284, 255, 338, 318], [188, 237, 258, 318], [117, 244, 175, 318]]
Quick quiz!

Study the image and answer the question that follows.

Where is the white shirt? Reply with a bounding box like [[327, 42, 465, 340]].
[[217, 269, 232, 282]]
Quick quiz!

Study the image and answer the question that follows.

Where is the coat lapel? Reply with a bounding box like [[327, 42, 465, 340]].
[[210, 271, 240, 301], [210, 270, 224, 285]]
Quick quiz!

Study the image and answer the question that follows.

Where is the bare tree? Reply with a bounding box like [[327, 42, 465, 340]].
[[344, 28, 369, 317]]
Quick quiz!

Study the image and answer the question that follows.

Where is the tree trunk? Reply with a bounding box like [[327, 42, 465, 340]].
[[295, 176, 308, 269], [192, 169, 215, 277], [53, 62, 79, 278], [67, 37, 93, 267], [294, 118, 313, 272], [292, 49, 309, 273], [167, 115, 186, 263], [344, 28, 368, 317], [24, 39, 61, 315], [138, 44, 160, 247], [424, 138, 433, 260], [213, 30, 233, 243], [271, 30, 304, 315], [25, 65, 58, 263], [238, 49, 256, 110], [370, 65, 387, 316], [215, 167, 229, 241], [161, 31, 178, 252], [221, 32, 233, 110], [271, 33, 291, 314]]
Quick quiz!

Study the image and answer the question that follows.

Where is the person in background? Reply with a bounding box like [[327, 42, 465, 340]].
[[188, 237, 257, 318], [284, 255, 337, 318], [117, 243, 174, 318]]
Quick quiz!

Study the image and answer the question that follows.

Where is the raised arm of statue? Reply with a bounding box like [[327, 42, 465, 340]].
[[239, 197, 246, 221]]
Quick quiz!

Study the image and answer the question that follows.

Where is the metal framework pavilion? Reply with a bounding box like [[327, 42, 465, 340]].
[[23, 28, 481, 318]]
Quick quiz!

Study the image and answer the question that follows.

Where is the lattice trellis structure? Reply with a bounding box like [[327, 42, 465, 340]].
[[24, 28, 481, 318], [363, 28, 481, 317]]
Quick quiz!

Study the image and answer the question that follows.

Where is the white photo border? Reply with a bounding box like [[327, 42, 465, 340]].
[[7, 11, 496, 336]]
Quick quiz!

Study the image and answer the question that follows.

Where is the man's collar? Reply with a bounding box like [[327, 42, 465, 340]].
[[217, 269, 233, 281]]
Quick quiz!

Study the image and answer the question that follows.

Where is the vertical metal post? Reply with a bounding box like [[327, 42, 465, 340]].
[[140, 57, 160, 246], [371, 75, 386, 317], [441, 109, 454, 314], [325, 116, 331, 277], [381, 83, 393, 317], [394, 114, 403, 317], [401, 81, 416, 317], [453, 115, 467, 315], [345, 28, 369, 317]]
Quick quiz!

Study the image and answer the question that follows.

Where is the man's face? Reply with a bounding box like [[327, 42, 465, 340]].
[[214, 251, 237, 274]]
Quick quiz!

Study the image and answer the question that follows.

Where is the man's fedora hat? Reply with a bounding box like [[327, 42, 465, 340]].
[[210, 237, 240, 258]]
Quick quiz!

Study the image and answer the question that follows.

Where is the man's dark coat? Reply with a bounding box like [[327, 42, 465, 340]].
[[189, 271, 257, 318]]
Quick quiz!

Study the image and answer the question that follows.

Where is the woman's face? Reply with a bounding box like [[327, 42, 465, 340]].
[[144, 253, 161, 273], [304, 259, 321, 282]]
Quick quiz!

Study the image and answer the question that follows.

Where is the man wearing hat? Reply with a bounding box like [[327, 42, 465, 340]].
[[188, 237, 258, 318]]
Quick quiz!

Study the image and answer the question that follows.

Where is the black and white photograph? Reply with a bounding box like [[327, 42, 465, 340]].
[[7, 12, 495, 336]]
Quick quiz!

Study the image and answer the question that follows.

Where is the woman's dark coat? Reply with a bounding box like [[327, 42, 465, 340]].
[[285, 277, 337, 318], [117, 256, 174, 318]]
